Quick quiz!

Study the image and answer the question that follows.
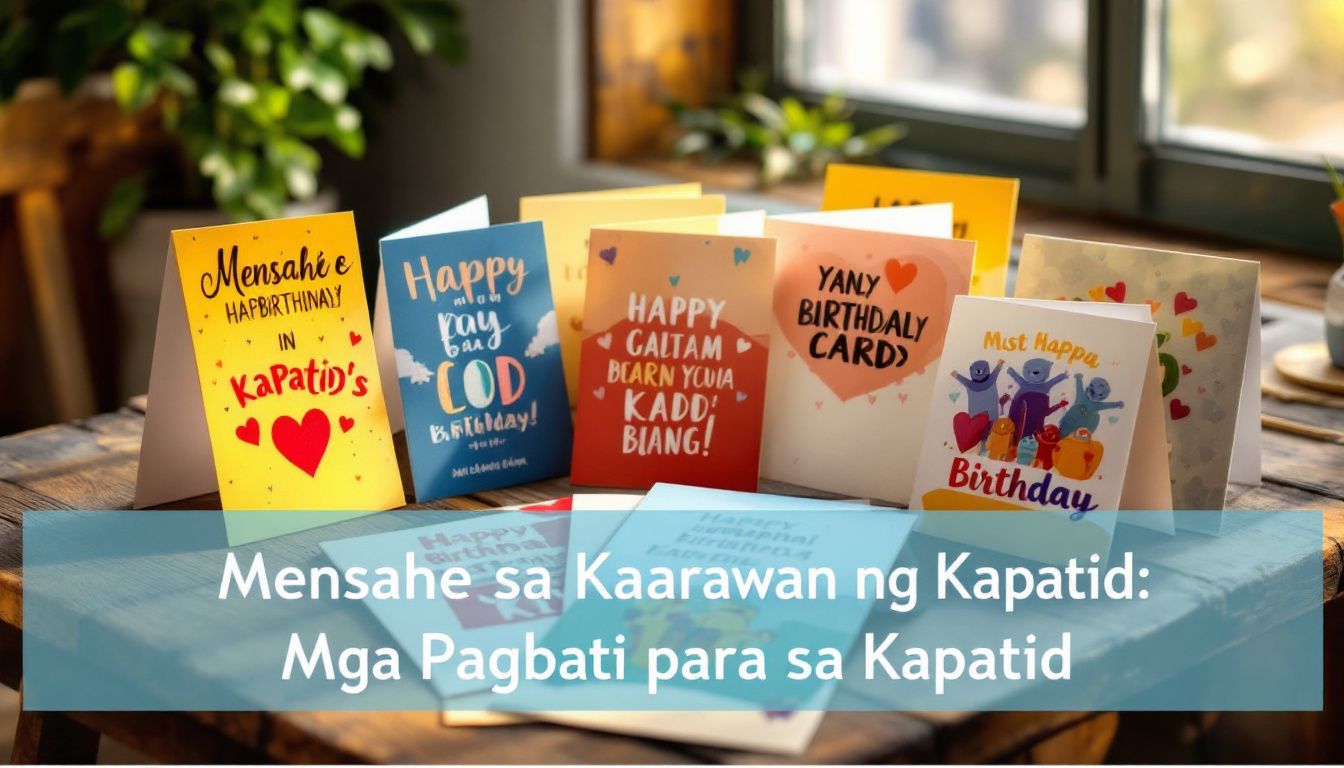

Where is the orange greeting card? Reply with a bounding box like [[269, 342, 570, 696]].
[[569, 224, 776, 491], [821, 163, 1019, 296], [134, 212, 404, 542]]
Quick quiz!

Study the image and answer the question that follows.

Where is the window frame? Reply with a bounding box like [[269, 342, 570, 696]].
[[750, 0, 1342, 258]]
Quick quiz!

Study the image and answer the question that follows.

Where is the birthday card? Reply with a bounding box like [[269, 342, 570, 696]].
[[321, 500, 571, 701], [821, 163, 1020, 297], [520, 184, 727, 402], [1014, 235, 1261, 531], [134, 213, 404, 543], [910, 297, 1171, 564], [760, 208, 974, 503], [375, 198, 573, 502], [569, 219, 776, 491]]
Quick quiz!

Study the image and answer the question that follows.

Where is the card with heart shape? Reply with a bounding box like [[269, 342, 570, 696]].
[[757, 208, 973, 504], [134, 212, 404, 544], [571, 216, 776, 491], [374, 198, 573, 502], [1014, 235, 1262, 534], [909, 297, 1173, 565], [519, 184, 727, 405]]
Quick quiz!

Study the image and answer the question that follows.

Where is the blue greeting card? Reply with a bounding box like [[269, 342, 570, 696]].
[[377, 200, 573, 500]]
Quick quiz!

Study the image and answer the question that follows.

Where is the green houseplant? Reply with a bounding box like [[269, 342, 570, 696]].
[[667, 75, 905, 188], [0, 0, 466, 226]]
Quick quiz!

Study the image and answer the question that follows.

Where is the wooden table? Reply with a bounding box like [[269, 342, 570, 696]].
[[0, 301, 1340, 765]]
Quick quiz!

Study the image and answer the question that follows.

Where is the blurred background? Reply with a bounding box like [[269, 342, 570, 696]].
[[1, 0, 1341, 431]]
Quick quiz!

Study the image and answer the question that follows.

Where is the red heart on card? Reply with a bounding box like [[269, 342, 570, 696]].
[[348, 330, 362, 346], [884, 259, 919, 294], [272, 409, 330, 477], [235, 418, 260, 446], [1104, 281, 1126, 302], [1169, 398, 1191, 421], [339, 416, 355, 433], [953, 412, 992, 453], [1174, 291, 1198, 315]]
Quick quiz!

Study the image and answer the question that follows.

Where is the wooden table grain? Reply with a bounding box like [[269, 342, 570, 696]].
[[0, 302, 1340, 765]]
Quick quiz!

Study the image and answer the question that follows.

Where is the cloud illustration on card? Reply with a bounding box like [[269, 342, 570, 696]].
[[395, 348, 432, 384], [524, 310, 560, 358]]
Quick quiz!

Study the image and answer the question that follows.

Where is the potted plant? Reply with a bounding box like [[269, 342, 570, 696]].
[[0, 0, 465, 403], [666, 74, 905, 188], [1327, 158, 1344, 368]]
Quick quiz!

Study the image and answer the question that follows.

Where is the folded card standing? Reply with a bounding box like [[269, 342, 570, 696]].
[[375, 197, 572, 501], [134, 212, 404, 543], [519, 185, 727, 403], [569, 218, 775, 491], [760, 207, 974, 503], [1014, 235, 1261, 533], [821, 163, 1020, 297], [910, 296, 1171, 564]]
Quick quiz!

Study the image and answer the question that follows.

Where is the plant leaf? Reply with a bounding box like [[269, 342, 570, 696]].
[[98, 176, 147, 240], [1326, 157, 1344, 202]]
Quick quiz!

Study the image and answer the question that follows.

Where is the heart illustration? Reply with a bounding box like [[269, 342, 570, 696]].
[[867, 394, 878, 405], [596, 333, 612, 350], [1195, 332, 1217, 351], [215, 360, 223, 368], [235, 418, 260, 445], [1169, 398, 1191, 421], [898, 393, 908, 403], [1156, 331, 1171, 348], [348, 331, 363, 346], [272, 409, 331, 477], [883, 259, 918, 294], [1181, 317, 1203, 337], [593, 386, 605, 400], [1145, 300, 1162, 315], [733, 247, 750, 265], [1108, 415, 1119, 424], [1181, 364, 1192, 375], [569, 316, 583, 331], [1104, 281, 1126, 302], [1087, 286, 1106, 302], [735, 338, 751, 353], [1197, 385, 1207, 395], [814, 401, 823, 410], [339, 416, 355, 433], [735, 391, 748, 402], [599, 246, 617, 265], [668, 275, 680, 287], [953, 412, 992, 453], [775, 251, 947, 401], [786, 350, 796, 359], [949, 391, 961, 403], [1173, 291, 1198, 315]]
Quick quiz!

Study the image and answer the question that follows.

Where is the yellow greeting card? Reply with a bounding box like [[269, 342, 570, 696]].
[[134, 212, 404, 542], [520, 185, 727, 402], [821, 163, 1020, 297]]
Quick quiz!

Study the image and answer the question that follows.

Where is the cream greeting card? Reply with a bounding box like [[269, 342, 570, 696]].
[[1014, 235, 1261, 531], [760, 210, 973, 503], [910, 297, 1171, 563]]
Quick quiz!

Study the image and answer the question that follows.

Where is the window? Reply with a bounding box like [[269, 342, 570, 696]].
[[764, 0, 1344, 256]]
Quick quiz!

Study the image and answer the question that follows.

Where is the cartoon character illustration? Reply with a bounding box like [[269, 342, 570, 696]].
[[1053, 427, 1105, 481], [985, 416, 1016, 462], [1058, 374, 1126, 438], [1031, 424, 1062, 471], [1015, 434, 1038, 466], [1007, 358, 1069, 443], [951, 359, 1005, 428]]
